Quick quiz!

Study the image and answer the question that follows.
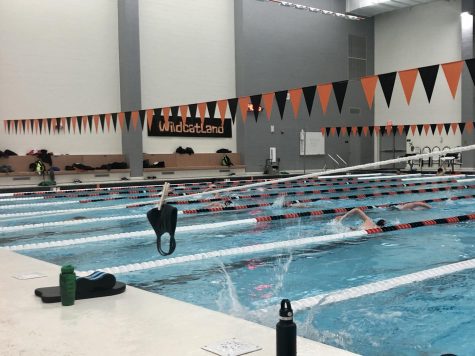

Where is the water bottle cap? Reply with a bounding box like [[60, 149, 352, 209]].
[[279, 299, 293, 319], [61, 265, 75, 274]]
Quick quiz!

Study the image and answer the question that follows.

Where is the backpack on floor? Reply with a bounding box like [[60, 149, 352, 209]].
[[221, 155, 233, 167]]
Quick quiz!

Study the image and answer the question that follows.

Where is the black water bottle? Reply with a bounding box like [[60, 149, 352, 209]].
[[276, 299, 296, 356]]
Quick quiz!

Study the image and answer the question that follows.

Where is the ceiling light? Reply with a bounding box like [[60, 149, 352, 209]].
[[265, 0, 365, 20]]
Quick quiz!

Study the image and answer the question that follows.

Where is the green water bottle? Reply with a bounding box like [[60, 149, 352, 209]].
[[60, 265, 76, 306]]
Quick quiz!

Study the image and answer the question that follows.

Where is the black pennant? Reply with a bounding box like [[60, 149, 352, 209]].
[[227, 99, 238, 124], [325, 127, 331, 136], [416, 124, 423, 135], [275, 90, 288, 119], [21, 120, 26, 133], [38, 119, 43, 134], [459, 122, 466, 134], [403, 125, 410, 135], [55, 118, 61, 133], [357, 126, 363, 136], [332, 81, 348, 113], [418, 65, 439, 102], [188, 104, 197, 120], [77, 116, 83, 134], [250, 94, 262, 122], [170, 106, 179, 120], [378, 72, 397, 107], [391, 126, 398, 136], [302, 85, 317, 116], [444, 123, 451, 135], [465, 58, 475, 86], [430, 123, 437, 135], [66, 117, 71, 133], [124, 112, 131, 131], [111, 113, 118, 132], [206, 102, 217, 120], [347, 126, 352, 136], [153, 108, 161, 120], [29, 119, 34, 133], [369, 126, 374, 136], [46, 118, 52, 134], [380, 126, 386, 136], [336, 127, 341, 136], [99, 114, 106, 132], [14, 120, 19, 134], [138, 110, 146, 130], [87, 116, 93, 132]]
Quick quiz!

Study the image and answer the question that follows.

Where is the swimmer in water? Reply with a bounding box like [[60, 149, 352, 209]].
[[387, 201, 431, 211], [288, 200, 310, 208], [334, 208, 385, 230]]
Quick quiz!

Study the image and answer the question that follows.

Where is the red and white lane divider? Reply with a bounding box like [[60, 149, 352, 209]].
[[71, 212, 475, 276], [0, 200, 80, 210]]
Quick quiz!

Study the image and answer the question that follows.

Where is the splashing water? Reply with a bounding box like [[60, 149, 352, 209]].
[[272, 196, 286, 208], [216, 261, 248, 317]]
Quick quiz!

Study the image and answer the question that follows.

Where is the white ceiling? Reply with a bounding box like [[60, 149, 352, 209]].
[[346, 0, 438, 17]]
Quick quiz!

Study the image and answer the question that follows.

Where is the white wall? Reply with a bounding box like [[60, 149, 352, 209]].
[[374, 0, 462, 159], [0, 0, 122, 155], [140, 0, 236, 154]]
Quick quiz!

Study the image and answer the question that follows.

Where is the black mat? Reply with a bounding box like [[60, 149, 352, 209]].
[[34, 282, 126, 303]]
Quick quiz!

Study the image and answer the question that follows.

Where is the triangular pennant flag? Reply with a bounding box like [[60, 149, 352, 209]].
[[423, 124, 430, 135], [374, 126, 380, 136], [238, 97, 250, 123], [459, 122, 466, 134], [46, 118, 52, 134], [442, 61, 463, 98], [325, 127, 331, 136], [38, 119, 44, 134], [105, 114, 111, 132], [153, 108, 161, 121], [429, 123, 437, 135], [385, 124, 392, 135], [227, 99, 238, 124], [378, 72, 397, 107], [179, 105, 188, 125], [131, 111, 139, 130], [360, 76, 378, 109], [466, 121, 473, 133], [320, 127, 325, 135], [250, 94, 262, 122], [351, 126, 358, 136], [392, 126, 398, 136], [118, 112, 125, 131], [346, 126, 352, 136], [21, 119, 26, 133], [403, 125, 410, 135], [410, 125, 417, 135], [170, 106, 179, 120], [82, 116, 87, 133], [451, 122, 458, 134], [416, 124, 423, 135], [302, 85, 317, 115], [340, 127, 348, 136], [206, 101, 217, 120], [87, 115, 93, 133], [145, 110, 153, 131], [262, 93, 274, 120], [99, 114, 106, 132], [369, 126, 374, 136], [335, 127, 341, 137], [139, 110, 146, 130], [379, 126, 386, 136], [124, 112, 131, 131], [55, 117, 62, 133], [275, 90, 288, 119], [330, 127, 337, 136], [465, 58, 475, 85], [111, 113, 118, 132], [217, 100, 227, 126], [317, 84, 332, 114], [437, 123, 444, 135], [3, 120, 7, 133], [69, 117, 75, 134], [397, 125, 404, 136], [77, 116, 83, 134], [188, 104, 197, 120], [418, 64, 439, 102], [398, 69, 418, 105], [93, 115, 100, 133], [444, 123, 451, 135], [14, 120, 19, 134], [289, 88, 302, 118], [332, 81, 348, 114], [357, 126, 363, 136], [162, 107, 171, 129], [197, 103, 206, 127]]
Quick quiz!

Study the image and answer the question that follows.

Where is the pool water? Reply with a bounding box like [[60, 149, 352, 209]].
[[1, 176, 474, 355]]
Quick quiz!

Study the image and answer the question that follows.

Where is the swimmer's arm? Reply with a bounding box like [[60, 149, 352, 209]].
[[400, 202, 431, 210], [335, 208, 370, 223]]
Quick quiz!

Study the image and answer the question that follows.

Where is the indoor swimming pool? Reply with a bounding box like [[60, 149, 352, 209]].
[[1, 174, 474, 355]]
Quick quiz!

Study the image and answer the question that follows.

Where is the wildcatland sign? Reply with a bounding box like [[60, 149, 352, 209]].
[[148, 116, 232, 138]]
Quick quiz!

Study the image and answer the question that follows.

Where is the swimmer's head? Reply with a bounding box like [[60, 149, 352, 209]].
[[376, 219, 386, 227], [224, 200, 232, 206]]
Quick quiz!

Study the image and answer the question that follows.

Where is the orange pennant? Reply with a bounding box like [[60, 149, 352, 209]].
[[320, 127, 325, 135], [397, 125, 404, 135], [146, 110, 154, 130], [3, 120, 7, 133], [289, 88, 302, 118], [351, 127, 358, 136], [374, 126, 380, 135], [180, 105, 188, 125], [262, 93, 274, 120], [94, 115, 100, 133], [238, 97, 250, 123], [131, 111, 139, 130], [386, 125, 392, 135], [317, 84, 332, 114], [82, 116, 88, 133], [43, 119, 49, 134], [360, 76, 378, 109], [442, 61, 463, 99], [118, 112, 125, 131], [466, 121, 474, 133], [437, 123, 444, 135], [330, 127, 337, 136], [340, 127, 348, 136], [161, 108, 170, 129], [61, 117, 66, 133], [451, 122, 458, 134], [71, 117, 77, 134], [398, 69, 418, 105], [105, 114, 112, 132], [217, 100, 227, 126], [423, 124, 430, 135], [198, 103, 206, 127], [362, 126, 369, 136], [410, 125, 417, 135]]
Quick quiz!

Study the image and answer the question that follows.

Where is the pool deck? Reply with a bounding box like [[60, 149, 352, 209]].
[[0, 249, 358, 356]]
